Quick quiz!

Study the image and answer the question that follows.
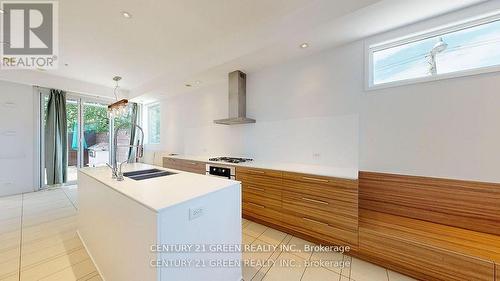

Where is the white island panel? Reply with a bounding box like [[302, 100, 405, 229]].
[[78, 172, 159, 281], [78, 164, 242, 281], [157, 185, 241, 281]]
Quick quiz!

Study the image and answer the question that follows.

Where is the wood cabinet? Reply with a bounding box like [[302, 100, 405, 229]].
[[236, 167, 359, 248], [163, 157, 360, 248], [163, 157, 206, 174], [236, 167, 283, 226], [281, 172, 359, 247]]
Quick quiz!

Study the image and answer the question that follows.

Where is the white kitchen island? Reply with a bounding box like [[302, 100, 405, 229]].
[[78, 163, 242, 281]]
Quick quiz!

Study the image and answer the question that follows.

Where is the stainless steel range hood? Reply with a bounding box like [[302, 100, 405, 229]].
[[214, 70, 256, 125]]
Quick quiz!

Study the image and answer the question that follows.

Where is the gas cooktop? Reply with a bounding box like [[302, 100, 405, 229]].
[[208, 157, 253, 164]]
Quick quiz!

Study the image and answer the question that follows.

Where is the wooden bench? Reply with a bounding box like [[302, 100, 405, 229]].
[[358, 171, 500, 281], [358, 209, 500, 281]]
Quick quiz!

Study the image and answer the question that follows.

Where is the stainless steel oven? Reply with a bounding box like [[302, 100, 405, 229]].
[[205, 164, 235, 179]]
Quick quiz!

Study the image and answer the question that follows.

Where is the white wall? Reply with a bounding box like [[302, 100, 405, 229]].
[[157, 31, 500, 183], [0, 81, 36, 196], [360, 69, 500, 182], [360, 2, 500, 183], [157, 42, 360, 170], [154, 3, 500, 183]]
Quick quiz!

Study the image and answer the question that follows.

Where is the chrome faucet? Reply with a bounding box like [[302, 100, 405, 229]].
[[108, 124, 145, 181]]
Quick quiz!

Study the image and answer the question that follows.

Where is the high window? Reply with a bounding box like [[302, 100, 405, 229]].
[[368, 14, 500, 88], [147, 103, 160, 144]]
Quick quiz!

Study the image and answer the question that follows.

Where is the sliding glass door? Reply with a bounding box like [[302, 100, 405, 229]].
[[39, 89, 140, 189], [40, 92, 112, 188]]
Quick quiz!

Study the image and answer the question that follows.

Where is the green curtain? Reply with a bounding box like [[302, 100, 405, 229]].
[[45, 89, 68, 185], [127, 103, 139, 163]]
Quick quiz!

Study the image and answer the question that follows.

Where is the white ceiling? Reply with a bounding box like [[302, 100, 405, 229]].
[[0, 0, 488, 100]]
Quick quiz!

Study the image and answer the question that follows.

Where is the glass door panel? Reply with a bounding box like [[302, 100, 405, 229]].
[[41, 93, 49, 186], [114, 115, 133, 164], [82, 102, 110, 167], [66, 98, 79, 184]]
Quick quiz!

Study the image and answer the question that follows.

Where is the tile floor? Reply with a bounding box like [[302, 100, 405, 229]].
[[0, 186, 98, 281], [0, 187, 417, 281], [241, 220, 416, 281]]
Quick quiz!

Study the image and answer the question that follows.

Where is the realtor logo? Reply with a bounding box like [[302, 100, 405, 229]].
[[1, 1, 58, 69]]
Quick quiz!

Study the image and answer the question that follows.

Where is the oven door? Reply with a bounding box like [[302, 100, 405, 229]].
[[206, 164, 235, 179]]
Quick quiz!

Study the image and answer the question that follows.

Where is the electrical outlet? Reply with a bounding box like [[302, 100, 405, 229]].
[[313, 153, 321, 159], [189, 207, 204, 220]]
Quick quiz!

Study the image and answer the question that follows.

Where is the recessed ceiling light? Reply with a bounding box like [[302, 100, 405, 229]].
[[195, 80, 201, 85], [121, 11, 132, 19], [300, 43, 309, 49]]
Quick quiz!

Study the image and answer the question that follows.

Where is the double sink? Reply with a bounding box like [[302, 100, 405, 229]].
[[123, 169, 177, 181]]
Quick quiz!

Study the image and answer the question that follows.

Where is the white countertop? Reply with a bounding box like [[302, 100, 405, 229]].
[[79, 163, 240, 212], [167, 155, 359, 180]]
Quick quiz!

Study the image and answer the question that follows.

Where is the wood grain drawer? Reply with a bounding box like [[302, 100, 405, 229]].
[[243, 184, 281, 201], [282, 190, 357, 231], [283, 172, 357, 188], [359, 227, 495, 281], [236, 166, 283, 178], [179, 160, 206, 174], [242, 202, 282, 225], [163, 157, 180, 169], [163, 157, 206, 174], [282, 177, 357, 204], [281, 211, 358, 246], [237, 172, 282, 187], [242, 193, 281, 225], [237, 169, 283, 202], [243, 191, 281, 209]]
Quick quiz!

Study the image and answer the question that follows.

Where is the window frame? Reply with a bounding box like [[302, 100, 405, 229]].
[[366, 11, 500, 90], [146, 102, 160, 145]]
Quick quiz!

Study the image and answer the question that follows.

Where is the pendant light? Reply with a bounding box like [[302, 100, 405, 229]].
[[107, 76, 129, 118]]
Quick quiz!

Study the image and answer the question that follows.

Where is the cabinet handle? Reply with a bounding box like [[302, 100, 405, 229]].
[[246, 186, 265, 192], [247, 169, 265, 174], [301, 176, 329, 183], [189, 162, 197, 165], [248, 202, 265, 209], [301, 197, 329, 205], [303, 217, 329, 226]]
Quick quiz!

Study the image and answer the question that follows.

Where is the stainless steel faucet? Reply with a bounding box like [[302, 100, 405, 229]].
[[108, 124, 145, 181]]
